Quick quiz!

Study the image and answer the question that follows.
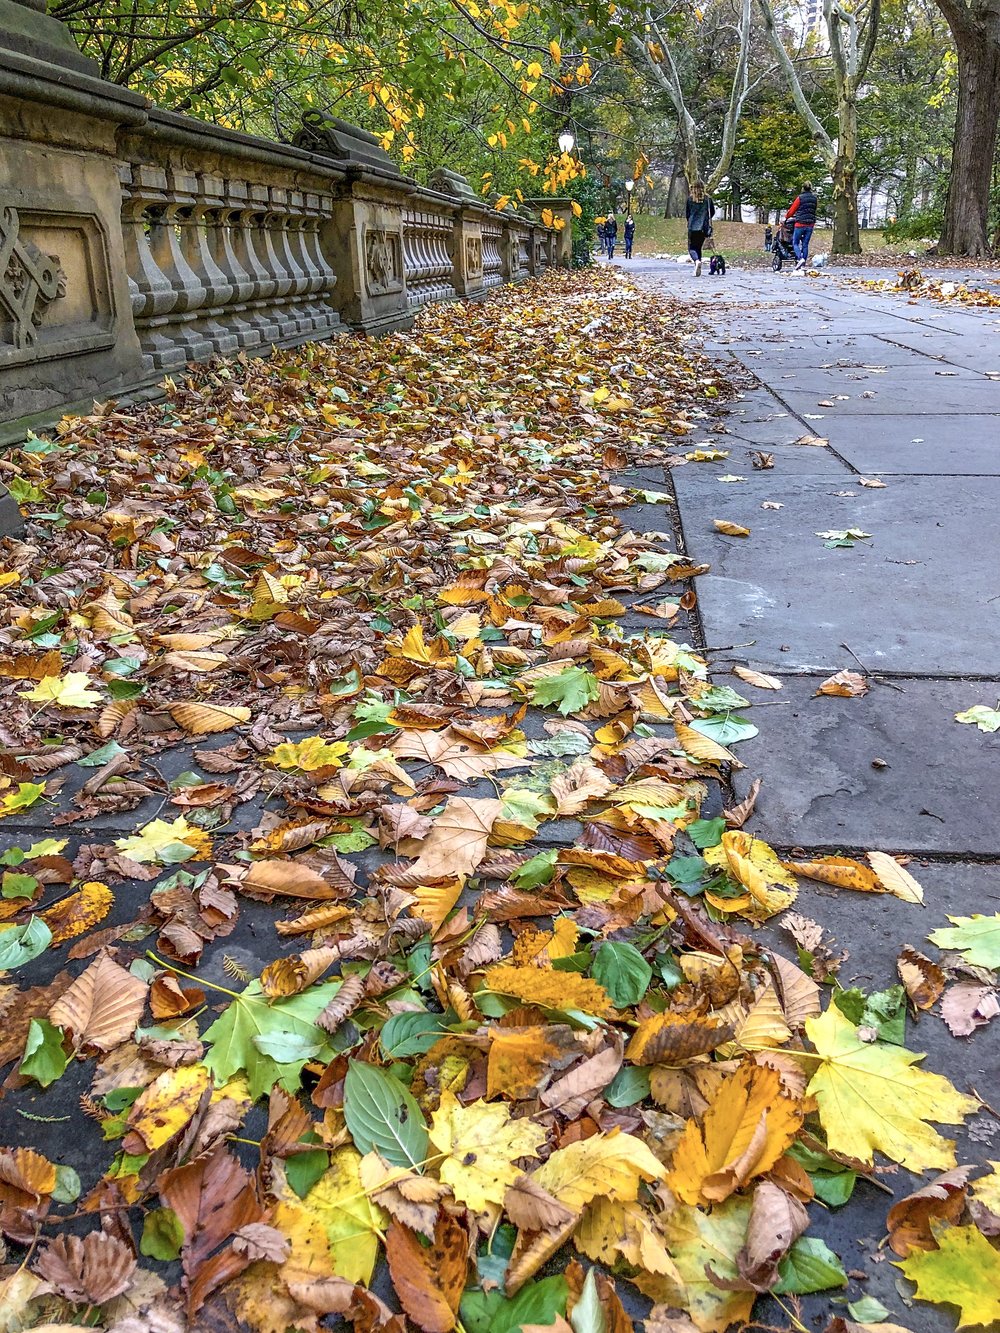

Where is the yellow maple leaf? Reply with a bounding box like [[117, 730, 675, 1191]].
[[429, 1090, 547, 1212], [704, 831, 797, 920], [265, 736, 350, 772], [648, 1196, 754, 1332], [114, 816, 211, 865], [297, 1147, 387, 1284], [21, 673, 102, 709], [575, 1196, 680, 1279], [667, 1062, 803, 1205], [801, 1005, 979, 1170], [530, 1129, 665, 1210]]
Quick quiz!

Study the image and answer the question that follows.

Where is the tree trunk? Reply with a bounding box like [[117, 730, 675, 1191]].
[[730, 174, 743, 219], [939, 30, 1000, 254], [831, 94, 861, 254]]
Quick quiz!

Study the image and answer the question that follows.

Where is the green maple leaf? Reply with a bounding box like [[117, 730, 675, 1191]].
[[202, 979, 341, 1100], [896, 1225, 1000, 1329], [929, 914, 1000, 968], [530, 666, 600, 716]]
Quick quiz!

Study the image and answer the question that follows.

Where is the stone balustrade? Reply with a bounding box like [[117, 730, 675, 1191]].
[[0, 1, 574, 453]]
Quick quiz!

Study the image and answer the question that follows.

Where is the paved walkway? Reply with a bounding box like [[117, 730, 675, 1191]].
[[624, 258, 1000, 1321]]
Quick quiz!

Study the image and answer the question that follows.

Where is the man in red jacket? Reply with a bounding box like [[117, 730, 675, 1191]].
[[785, 181, 818, 270]]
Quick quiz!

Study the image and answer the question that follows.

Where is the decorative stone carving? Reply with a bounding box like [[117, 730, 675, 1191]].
[[364, 226, 403, 295], [465, 234, 483, 277], [0, 205, 66, 349], [428, 168, 479, 203], [292, 112, 399, 174]]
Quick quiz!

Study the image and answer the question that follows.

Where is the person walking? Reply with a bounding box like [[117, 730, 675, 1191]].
[[764, 224, 773, 252], [605, 213, 618, 258], [785, 181, 818, 270], [596, 217, 606, 256], [624, 215, 635, 258], [685, 180, 714, 276]]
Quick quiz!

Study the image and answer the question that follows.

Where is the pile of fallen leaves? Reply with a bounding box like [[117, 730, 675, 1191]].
[[839, 268, 1000, 308], [0, 267, 998, 1333]]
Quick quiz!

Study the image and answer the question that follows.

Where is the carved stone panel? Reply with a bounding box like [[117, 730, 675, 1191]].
[[465, 235, 483, 277], [0, 206, 65, 350], [0, 205, 114, 367], [364, 226, 403, 296]]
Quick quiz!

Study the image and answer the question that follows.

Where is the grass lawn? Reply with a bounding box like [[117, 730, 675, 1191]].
[[625, 216, 888, 263]]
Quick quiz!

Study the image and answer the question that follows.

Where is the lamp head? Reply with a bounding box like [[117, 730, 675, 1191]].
[[558, 130, 575, 154], [625, 179, 634, 192]]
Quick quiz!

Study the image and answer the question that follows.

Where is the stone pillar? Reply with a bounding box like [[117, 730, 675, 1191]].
[[524, 197, 575, 267], [453, 210, 485, 299], [325, 170, 413, 335]]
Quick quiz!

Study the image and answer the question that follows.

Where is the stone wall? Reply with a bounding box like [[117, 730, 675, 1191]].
[[0, 5, 572, 449]]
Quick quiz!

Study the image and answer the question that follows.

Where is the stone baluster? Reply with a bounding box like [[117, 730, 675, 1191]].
[[176, 173, 240, 357], [206, 195, 261, 350], [303, 194, 339, 334]]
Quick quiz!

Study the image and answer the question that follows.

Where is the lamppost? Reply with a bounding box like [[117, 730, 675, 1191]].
[[625, 178, 634, 216]]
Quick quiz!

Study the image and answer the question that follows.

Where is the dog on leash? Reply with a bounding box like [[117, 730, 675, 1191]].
[[709, 253, 727, 276]]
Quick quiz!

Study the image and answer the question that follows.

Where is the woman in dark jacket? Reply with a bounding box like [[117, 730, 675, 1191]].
[[685, 180, 714, 276], [785, 181, 818, 269]]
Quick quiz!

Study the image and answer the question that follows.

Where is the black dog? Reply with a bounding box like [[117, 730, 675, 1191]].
[[709, 253, 727, 276]]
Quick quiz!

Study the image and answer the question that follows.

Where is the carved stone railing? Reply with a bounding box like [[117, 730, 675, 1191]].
[[117, 111, 345, 372], [0, 4, 570, 456], [402, 202, 457, 308]]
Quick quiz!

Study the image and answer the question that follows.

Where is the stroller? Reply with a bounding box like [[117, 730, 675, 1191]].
[[771, 219, 797, 271]]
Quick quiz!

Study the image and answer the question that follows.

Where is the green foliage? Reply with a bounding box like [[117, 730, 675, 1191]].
[[591, 941, 652, 1008], [343, 1060, 428, 1168], [883, 207, 944, 241], [202, 979, 341, 1100]]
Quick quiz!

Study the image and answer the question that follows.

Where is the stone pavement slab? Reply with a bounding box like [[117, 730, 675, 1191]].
[[721, 673, 1000, 854], [674, 472, 1000, 674], [812, 413, 1000, 475]]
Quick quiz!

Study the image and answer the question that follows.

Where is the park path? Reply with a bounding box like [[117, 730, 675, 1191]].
[[624, 256, 1000, 1319]]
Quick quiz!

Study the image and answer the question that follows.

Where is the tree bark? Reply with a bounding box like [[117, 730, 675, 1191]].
[[939, 21, 1000, 254], [832, 94, 861, 252]]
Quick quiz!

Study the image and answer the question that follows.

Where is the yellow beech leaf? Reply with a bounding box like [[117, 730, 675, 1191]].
[[867, 851, 924, 903], [39, 881, 114, 945], [399, 624, 456, 667], [481, 964, 613, 1017], [782, 855, 879, 892], [531, 1129, 666, 1211], [704, 831, 797, 920], [732, 665, 782, 691], [428, 1090, 547, 1212], [20, 673, 102, 709], [265, 736, 349, 771], [667, 1062, 803, 1205], [549, 37, 561, 63], [123, 1064, 211, 1153], [410, 878, 464, 935], [167, 702, 251, 734], [801, 1005, 978, 1170], [673, 716, 743, 770], [713, 520, 750, 537]]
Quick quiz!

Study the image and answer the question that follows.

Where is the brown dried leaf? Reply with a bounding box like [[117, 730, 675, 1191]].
[[49, 955, 147, 1052], [33, 1231, 137, 1306]]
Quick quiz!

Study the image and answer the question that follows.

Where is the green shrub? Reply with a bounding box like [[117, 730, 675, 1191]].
[[883, 208, 942, 243]]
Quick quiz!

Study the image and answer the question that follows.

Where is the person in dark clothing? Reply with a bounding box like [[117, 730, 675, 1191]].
[[785, 181, 818, 269], [605, 213, 618, 257], [764, 224, 773, 252], [685, 180, 714, 276], [624, 215, 635, 258], [596, 219, 606, 253]]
